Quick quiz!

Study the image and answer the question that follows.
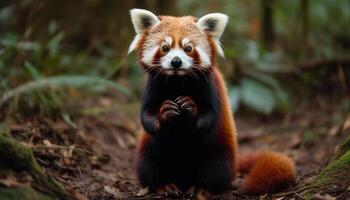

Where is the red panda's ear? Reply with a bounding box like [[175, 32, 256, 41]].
[[128, 9, 160, 54], [130, 9, 160, 34], [196, 13, 228, 57]]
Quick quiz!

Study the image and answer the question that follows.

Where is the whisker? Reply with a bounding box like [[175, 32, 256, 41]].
[[193, 67, 210, 83]]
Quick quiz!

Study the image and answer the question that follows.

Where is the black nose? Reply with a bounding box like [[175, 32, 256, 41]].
[[171, 56, 182, 69]]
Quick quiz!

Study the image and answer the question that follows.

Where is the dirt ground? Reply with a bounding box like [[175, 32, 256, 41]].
[[2, 96, 350, 200]]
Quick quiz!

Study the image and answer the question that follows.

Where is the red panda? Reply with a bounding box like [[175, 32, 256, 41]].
[[128, 9, 295, 196]]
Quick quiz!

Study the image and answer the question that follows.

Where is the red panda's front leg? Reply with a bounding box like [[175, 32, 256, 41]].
[[159, 100, 182, 124], [175, 96, 198, 119], [141, 99, 182, 135]]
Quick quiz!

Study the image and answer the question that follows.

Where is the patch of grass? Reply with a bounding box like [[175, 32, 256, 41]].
[[0, 75, 131, 117]]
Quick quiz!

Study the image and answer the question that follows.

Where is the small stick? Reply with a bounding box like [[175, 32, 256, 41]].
[[30, 144, 95, 155]]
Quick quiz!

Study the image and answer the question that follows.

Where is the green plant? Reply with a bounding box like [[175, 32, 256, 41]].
[[227, 40, 290, 114], [0, 64, 130, 116]]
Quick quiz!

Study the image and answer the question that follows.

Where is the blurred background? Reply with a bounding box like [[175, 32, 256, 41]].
[[0, 1, 350, 199], [0, 0, 349, 116]]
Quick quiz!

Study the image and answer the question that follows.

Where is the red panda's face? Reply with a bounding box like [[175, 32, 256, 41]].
[[128, 9, 228, 77]]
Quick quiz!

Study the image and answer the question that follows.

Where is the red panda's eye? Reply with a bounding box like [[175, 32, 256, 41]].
[[162, 45, 170, 53], [184, 46, 192, 53]]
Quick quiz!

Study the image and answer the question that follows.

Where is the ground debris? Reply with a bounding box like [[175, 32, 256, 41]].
[[1, 99, 349, 199]]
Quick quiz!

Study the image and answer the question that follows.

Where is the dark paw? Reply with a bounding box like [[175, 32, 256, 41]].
[[159, 100, 181, 123], [155, 184, 182, 197], [186, 187, 211, 199], [175, 96, 197, 118]]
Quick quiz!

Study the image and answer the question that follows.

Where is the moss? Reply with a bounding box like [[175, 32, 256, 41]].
[[305, 151, 350, 199], [0, 186, 54, 200], [0, 134, 69, 199], [337, 133, 350, 158]]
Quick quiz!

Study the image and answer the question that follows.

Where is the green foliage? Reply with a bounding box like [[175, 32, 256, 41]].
[[229, 76, 289, 114], [1, 0, 349, 116], [0, 72, 130, 116], [226, 40, 290, 114], [240, 78, 276, 114], [0, 4, 132, 117]]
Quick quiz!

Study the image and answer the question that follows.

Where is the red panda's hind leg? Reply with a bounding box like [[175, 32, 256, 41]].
[[137, 147, 165, 191], [196, 155, 234, 193]]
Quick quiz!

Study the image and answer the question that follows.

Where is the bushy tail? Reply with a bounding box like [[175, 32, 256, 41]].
[[238, 151, 295, 195]]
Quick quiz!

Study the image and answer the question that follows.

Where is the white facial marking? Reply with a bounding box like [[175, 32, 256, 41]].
[[141, 46, 158, 65], [160, 49, 193, 69], [196, 47, 211, 68], [165, 36, 172, 46], [128, 34, 141, 54], [182, 37, 190, 46]]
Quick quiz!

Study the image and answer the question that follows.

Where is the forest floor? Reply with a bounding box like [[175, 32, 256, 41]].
[[1, 95, 350, 200]]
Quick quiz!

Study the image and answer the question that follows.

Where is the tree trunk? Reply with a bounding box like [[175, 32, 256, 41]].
[[261, 0, 275, 50], [155, 0, 177, 15], [300, 0, 309, 59]]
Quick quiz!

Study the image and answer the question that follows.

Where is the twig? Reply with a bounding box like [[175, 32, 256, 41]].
[[274, 185, 315, 198], [29, 144, 95, 156]]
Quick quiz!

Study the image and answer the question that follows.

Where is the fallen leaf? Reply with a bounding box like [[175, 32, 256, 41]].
[[311, 193, 336, 200], [0, 174, 18, 187], [274, 197, 284, 200], [328, 126, 339, 137], [136, 187, 149, 196], [288, 134, 301, 149], [43, 139, 53, 147], [343, 117, 350, 131], [104, 185, 122, 198]]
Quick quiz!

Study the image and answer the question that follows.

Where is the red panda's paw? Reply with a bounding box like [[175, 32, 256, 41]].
[[175, 96, 197, 118], [155, 184, 182, 197], [159, 100, 181, 123], [186, 187, 212, 199]]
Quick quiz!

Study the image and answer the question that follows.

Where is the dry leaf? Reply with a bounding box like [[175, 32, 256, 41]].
[[288, 134, 301, 149], [328, 126, 339, 137], [274, 197, 285, 200], [0, 175, 18, 187], [311, 193, 336, 200], [43, 139, 53, 146], [343, 117, 350, 131], [104, 186, 122, 198], [136, 187, 149, 196]]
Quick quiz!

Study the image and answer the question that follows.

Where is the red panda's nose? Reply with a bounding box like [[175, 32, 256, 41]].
[[171, 56, 182, 69]]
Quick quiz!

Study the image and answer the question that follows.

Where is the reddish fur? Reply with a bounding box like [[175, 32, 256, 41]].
[[212, 68, 237, 165], [240, 151, 295, 195], [135, 13, 295, 195], [238, 153, 260, 174]]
